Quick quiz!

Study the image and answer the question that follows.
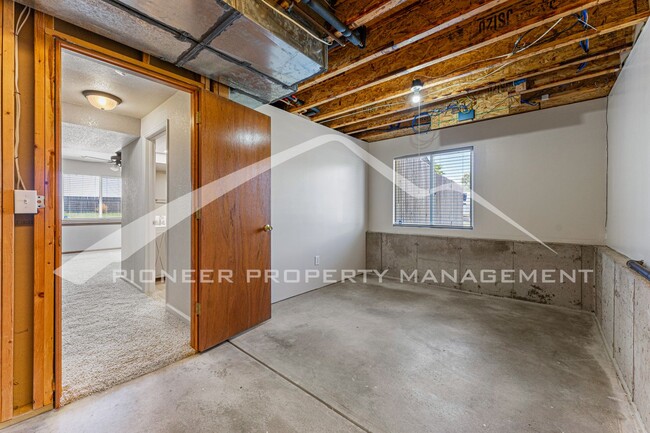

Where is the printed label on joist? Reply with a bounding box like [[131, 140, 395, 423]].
[[478, 8, 514, 33], [478, 0, 558, 33]]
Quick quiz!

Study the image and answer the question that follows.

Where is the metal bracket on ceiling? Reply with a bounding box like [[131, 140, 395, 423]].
[[175, 10, 242, 67], [100, 0, 306, 99]]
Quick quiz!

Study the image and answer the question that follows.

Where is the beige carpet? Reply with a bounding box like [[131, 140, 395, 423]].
[[61, 250, 194, 405]]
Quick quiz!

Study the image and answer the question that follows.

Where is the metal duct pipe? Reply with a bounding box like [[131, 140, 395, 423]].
[[627, 260, 650, 282], [300, 0, 364, 48]]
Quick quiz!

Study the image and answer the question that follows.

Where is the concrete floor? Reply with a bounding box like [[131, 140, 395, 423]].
[[4, 278, 642, 433]]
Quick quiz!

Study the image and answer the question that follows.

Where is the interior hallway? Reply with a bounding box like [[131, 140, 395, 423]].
[[60, 250, 193, 404], [6, 278, 640, 433]]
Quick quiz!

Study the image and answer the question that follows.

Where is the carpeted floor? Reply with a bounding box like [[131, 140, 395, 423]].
[[61, 250, 194, 405]]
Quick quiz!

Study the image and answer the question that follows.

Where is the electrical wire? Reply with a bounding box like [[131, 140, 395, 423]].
[[513, 17, 563, 55], [14, 5, 31, 191], [414, 15, 590, 108], [346, 14, 597, 132], [259, 0, 333, 45]]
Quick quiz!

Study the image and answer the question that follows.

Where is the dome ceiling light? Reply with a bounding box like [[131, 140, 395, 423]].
[[82, 90, 122, 111]]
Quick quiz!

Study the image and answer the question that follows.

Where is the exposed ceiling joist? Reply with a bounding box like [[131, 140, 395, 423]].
[[310, 8, 646, 124], [357, 73, 616, 141], [274, 0, 648, 142], [333, 0, 417, 27], [330, 32, 632, 131], [301, 0, 511, 90], [292, 0, 619, 113], [346, 59, 622, 136]]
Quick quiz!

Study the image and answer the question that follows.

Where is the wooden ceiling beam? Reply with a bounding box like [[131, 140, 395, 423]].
[[300, 0, 510, 90], [310, 9, 645, 123], [321, 0, 419, 43], [356, 72, 617, 141], [346, 60, 620, 135], [330, 33, 630, 131], [292, 0, 623, 113], [339, 50, 624, 135], [330, 0, 416, 27], [340, 0, 418, 27]]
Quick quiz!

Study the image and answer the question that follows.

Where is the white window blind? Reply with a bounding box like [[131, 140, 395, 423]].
[[63, 174, 122, 220], [394, 147, 473, 229]]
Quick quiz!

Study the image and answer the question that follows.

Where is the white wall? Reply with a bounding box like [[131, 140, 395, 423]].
[[368, 99, 608, 244], [62, 224, 121, 253], [256, 106, 368, 303], [61, 159, 121, 253], [122, 91, 192, 320], [142, 91, 192, 319], [606, 25, 650, 264]]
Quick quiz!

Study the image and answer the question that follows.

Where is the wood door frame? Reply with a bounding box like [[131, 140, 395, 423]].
[[37, 26, 204, 408]]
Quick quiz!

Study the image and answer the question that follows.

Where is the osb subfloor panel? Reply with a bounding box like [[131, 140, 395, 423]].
[[5, 278, 642, 433]]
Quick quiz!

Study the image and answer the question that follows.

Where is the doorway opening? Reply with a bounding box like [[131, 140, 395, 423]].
[[58, 48, 194, 405]]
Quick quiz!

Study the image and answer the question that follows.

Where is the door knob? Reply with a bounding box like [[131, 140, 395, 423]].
[[263, 224, 273, 232]]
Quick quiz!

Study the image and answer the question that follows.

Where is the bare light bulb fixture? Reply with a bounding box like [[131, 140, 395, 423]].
[[411, 79, 424, 105], [82, 90, 122, 111]]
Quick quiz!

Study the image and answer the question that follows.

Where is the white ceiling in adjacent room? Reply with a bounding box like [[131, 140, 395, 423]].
[[61, 49, 176, 119], [61, 49, 179, 163], [61, 122, 138, 162]]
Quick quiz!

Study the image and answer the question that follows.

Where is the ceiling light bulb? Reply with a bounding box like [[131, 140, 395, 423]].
[[412, 92, 422, 104], [411, 79, 424, 93], [82, 90, 122, 111]]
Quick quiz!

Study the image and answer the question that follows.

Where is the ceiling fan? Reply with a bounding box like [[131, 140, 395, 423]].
[[80, 150, 122, 172]]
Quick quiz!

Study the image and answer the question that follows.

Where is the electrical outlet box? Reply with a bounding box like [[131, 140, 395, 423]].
[[513, 79, 527, 92], [458, 110, 475, 122], [314, 255, 320, 266], [14, 190, 39, 214]]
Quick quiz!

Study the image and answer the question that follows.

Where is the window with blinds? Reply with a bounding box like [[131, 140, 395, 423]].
[[393, 147, 473, 229], [63, 174, 122, 220]]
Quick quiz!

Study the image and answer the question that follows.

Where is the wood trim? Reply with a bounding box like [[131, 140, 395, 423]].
[[32, 10, 46, 412], [51, 34, 61, 410], [42, 14, 56, 409], [33, 11, 56, 411], [1, 0, 14, 421], [46, 28, 202, 90], [42, 29, 203, 406], [191, 85, 200, 351]]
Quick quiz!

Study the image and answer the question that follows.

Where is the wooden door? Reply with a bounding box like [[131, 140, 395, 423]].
[[197, 90, 271, 351]]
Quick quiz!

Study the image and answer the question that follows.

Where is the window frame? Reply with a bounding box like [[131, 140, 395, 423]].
[[61, 173, 123, 225], [393, 146, 474, 230]]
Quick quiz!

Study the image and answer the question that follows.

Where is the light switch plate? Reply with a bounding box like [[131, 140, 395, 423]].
[[14, 190, 38, 214]]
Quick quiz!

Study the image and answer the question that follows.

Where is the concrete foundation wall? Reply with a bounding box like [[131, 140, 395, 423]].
[[367, 232, 596, 310], [595, 246, 650, 431]]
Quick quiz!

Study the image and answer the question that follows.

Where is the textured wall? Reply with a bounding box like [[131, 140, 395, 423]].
[[367, 232, 596, 310], [140, 91, 192, 320], [595, 247, 650, 431]]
